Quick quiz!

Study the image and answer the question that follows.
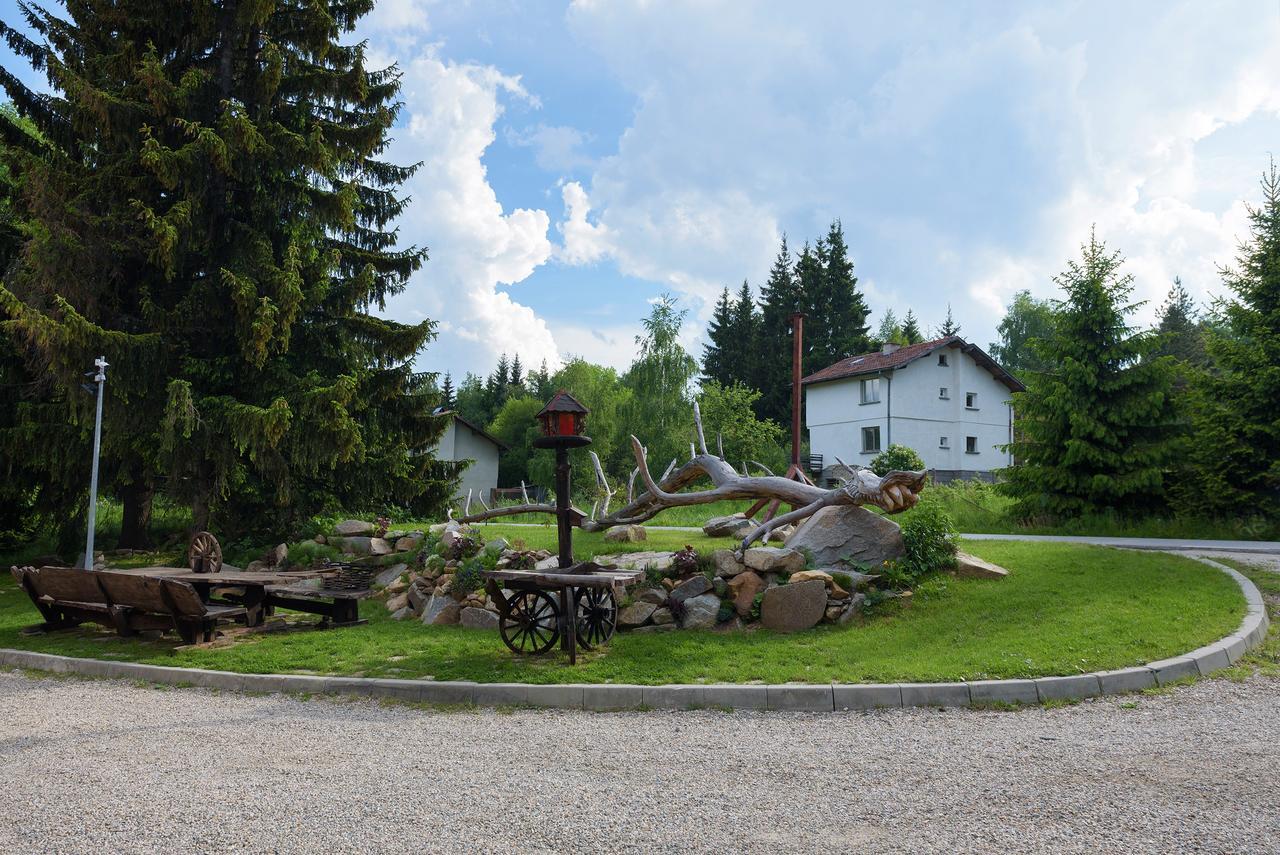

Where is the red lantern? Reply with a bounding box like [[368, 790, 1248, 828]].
[[536, 390, 589, 437]]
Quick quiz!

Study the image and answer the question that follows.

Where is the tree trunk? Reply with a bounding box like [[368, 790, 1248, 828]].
[[118, 479, 154, 549]]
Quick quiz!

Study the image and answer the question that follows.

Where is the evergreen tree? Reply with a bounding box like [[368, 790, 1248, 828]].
[[989, 290, 1057, 378], [756, 235, 802, 424], [1154, 277, 1207, 366], [0, 1, 455, 541], [1002, 231, 1178, 519], [901, 310, 923, 344], [875, 309, 903, 346], [528, 359, 554, 401], [808, 220, 870, 367], [1184, 165, 1280, 517], [440, 373, 456, 410], [455, 373, 488, 427], [725, 280, 760, 389], [509, 354, 524, 391], [938, 304, 961, 336], [700, 286, 733, 386]]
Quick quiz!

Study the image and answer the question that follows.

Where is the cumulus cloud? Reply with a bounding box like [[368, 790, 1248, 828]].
[[507, 124, 595, 173], [555, 181, 611, 265]]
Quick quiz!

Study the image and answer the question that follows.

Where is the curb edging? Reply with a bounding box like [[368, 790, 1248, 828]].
[[1, 555, 1268, 713]]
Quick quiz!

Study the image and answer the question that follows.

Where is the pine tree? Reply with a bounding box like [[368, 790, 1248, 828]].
[[700, 286, 733, 386], [1002, 231, 1178, 519], [939, 305, 961, 337], [0, 1, 454, 540], [794, 241, 826, 377], [725, 280, 760, 389], [440, 373, 456, 410], [509, 354, 524, 391], [876, 309, 902, 346], [756, 235, 802, 423], [1154, 277, 1206, 366], [901, 309, 923, 344], [808, 221, 870, 366]]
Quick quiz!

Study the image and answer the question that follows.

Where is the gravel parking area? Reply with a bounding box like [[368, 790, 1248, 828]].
[[2, 670, 1278, 854]]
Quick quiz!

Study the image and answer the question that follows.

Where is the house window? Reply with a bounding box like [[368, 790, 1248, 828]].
[[965, 436, 978, 454], [939, 386, 949, 399], [862, 426, 881, 453], [965, 392, 978, 409], [939, 436, 949, 448], [860, 378, 880, 404], [938, 353, 948, 366]]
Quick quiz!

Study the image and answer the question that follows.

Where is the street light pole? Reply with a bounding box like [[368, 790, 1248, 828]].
[[84, 355, 108, 570]]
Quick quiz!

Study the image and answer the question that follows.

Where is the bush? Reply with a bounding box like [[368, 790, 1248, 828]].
[[885, 499, 957, 588], [452, 559, 485, 596], [672, 544, 699, 576], [870, 443, 925, 476], [289, 540, 343, 566]]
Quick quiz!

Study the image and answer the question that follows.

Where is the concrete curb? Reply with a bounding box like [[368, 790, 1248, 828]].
[[2, 555, 1268, 713]]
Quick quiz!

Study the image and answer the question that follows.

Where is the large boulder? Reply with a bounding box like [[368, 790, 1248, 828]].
[[369, 537, 393, 556], [395, 534, 423, 552], [954, 551, 1009, 580], [637, 588, 668, 605], [712, 549, 747, 577], [670, 575, 712, 603], [784, 505, 904, 569], [618, 601, 658, 628], [385, 592, 410, 613], [703, 513, 753, 538], [374, 563, 409, 588], [744, 546, 805, 574], [339, 536, 372, 555], [420, 595, 461, 625], [760, 579, 827, 633], [604, 525, 647, 543], [460, 606, 499, 629], [681, 594, 721, 629], [727, 570, 764, 617], [334, 519, 374, 537]]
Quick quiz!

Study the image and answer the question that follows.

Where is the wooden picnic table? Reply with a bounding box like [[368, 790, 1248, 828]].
[[127, 567, 371, 628]]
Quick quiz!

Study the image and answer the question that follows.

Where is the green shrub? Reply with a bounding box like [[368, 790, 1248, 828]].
[[644, 563, 666, 587], [886, 498, 957, 588], [289, 540, 343, 566], [749, 592, 765, 621], [870, 443, 925, 476], [452, 559, 485, 596], [716, 601, 736, 623]]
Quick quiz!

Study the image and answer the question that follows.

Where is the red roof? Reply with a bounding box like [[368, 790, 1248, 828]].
[[801, 336, 1025, 392], [536, 389, 589, 416]]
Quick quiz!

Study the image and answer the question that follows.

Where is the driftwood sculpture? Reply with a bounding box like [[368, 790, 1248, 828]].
[[451, 407, 927, 550]]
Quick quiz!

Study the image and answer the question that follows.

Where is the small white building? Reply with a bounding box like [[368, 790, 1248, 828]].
[[802, 336, 1024, 483], [431, 413, 508, 501]]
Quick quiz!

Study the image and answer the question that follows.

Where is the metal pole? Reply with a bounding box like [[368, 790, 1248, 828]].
[[789, 313, 804, 469], [84, 356, 108, 570]]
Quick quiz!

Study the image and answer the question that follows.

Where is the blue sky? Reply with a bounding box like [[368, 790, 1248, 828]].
[[5, 0, 1279, 380]]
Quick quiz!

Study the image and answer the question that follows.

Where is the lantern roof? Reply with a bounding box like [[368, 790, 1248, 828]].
[[536, 389, 589, 417]]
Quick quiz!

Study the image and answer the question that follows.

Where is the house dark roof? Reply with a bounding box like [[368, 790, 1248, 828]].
[[449, 413, 509, 450], [800, 336, 1026, 392], [536, 389, 589, 416]]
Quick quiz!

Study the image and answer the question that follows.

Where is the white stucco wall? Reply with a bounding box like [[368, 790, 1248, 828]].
[[806, 344, 1014, 475], [430, 419, 501, 500]]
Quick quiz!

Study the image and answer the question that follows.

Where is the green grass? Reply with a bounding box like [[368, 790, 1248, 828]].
[[1199, 556, 1280, 681], [0, 541, 1245, 685]]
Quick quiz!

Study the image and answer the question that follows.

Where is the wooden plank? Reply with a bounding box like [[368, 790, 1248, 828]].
[[31, 567, 108, 605], [264, 586, 372, 600], [95, 571, 171, 614]]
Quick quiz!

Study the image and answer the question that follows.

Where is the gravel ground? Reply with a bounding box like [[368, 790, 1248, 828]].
[[1190, 551, 1280, 573], [2, 671, 1278, 853]]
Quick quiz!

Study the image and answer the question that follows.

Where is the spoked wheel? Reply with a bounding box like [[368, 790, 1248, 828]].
[[499, 590, 560, 655], [574, 587, 617, 650], [188, 532, 223, 574]]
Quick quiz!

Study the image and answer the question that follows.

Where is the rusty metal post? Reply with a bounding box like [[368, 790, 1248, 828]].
[[789, 312, 804, 468]]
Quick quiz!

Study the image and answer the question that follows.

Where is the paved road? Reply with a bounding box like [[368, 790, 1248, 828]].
[[2, 670, 1278, 854]]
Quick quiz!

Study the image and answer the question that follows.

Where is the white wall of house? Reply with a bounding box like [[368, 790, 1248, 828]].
[[431, 419, 502, 500], [806, 344, 1014, 476]]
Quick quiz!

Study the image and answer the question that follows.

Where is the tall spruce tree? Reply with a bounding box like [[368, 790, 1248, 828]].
[[756, 235, 802, 423], [808, 220, 870, 368], [1002, 231, 1178, 519], [700, 286, 733, 386], [1153, 277, 1207, 366], [938, 304, 961, 336], [901, 309, 923, 344], [725, 279, 760, 389], [0, 1, 454, 541], [439, 372, 456, 410]]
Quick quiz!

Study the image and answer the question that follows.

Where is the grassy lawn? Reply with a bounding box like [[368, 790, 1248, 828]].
[[0, 541, 1246, 685]]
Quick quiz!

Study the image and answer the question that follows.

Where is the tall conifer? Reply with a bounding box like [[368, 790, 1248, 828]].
[[700, 286, 733, 386], [757, 235, 802, 423]]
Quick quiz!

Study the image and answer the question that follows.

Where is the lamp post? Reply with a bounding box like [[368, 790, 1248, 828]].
[[84, 356, 109, 570], [532, 390, 591, 569]]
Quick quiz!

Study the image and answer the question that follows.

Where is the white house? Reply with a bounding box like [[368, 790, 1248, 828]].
[[802, 336, 1024, 484], [431, 413, 508, 501]]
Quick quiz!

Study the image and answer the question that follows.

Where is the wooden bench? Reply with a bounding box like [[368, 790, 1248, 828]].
[[10, 566, 247, 643], [264, 584, 372, 627]]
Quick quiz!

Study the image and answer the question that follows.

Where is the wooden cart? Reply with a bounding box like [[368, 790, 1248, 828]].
[[484, 563, 641, 664]]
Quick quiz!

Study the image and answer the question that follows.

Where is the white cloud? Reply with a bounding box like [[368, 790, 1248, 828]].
[[507, 124, 595, 173], [555, 181, 611, 264]]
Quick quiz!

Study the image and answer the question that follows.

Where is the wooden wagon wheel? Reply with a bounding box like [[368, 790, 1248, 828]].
[[188, 531, 223, 574], [499, 590, 559, 655], [574, 587, 617, 650]]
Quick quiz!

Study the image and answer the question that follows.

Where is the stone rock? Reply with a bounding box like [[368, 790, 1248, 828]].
[[386, 592, 409, 613], [385, 579, 408, 595], [421, 595, 461, 625], [784, 504, 904, 569], [703, 513, 753, 538], [651, 607, 674, 625], [369, 537, 392, 556], [390, 607, 414, 621], [485, 538, 509, 553], [743, 546, 805, 574], [534, 556, 560, 570], [770, 524, 796, 542], [394, 534, 423, 552], [340, 536, 372, 555], [824, 605, 843, 622], [436, 574, 454, 594], [428, 522, 449, 535], [760, 579, 827, 633], [263, 543, 288, 567], [440, 528, 464, 549], [334, 519, 374, 537], [727, 570, 764, 617], [954, 551, 1009, 580], [460, 606, 500, 629], [712, 577, 728, 597], [375, 563, 408, 588], [836, 593, 866, 626], [618, 601, 658, 628], [313, 535, 327, 545], [681, 593, 721, 629], [789, 569, 833, 587], [591, 551, 675, 571], [712, 549, 747, 578], [604, 524, 647, 543], [661, 578, 677, 591], [407, 583, 428, 612], [245, 560, 268, 573], [638, 588, 668, 605], [670, 574, 712, 603]]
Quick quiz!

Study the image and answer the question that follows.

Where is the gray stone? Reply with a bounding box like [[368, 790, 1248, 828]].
[[484, 537, 509, 553], [407, 583, 428, 612], [534, 556, 560, 570], [618, 601, 658, 628], [417, 682, 478, 706], [833, 684, 903, 710], [681, 593, 721, 629], [1191, 644, 1232, 676], [375, 563, 409, 588], [969, 679, 1038, 705], [459, 607, 499, 630], [642, 685, 707, 710], [836, 594, 866, 626], [767, 685, 834, 712], [744, 546, 806, 574], [603, 525, 647, 543], [712, 548, 747, 577], [651, 607, 674, 625], [703, 513, 753, 538], [1096, 667, 1156, 694], [954, 551, 1009, 580], [759, 579, 826, 633], [340, 536, 372, 555], [784, 504, 904, 569], [901, 682, 971, 708], [420, 595, 461, 626], [394, 534, 423, 552], [334, 519, 374, 536], [389, 606, 414, 621], [385, 592, 409, 613], [369, 537, 392, 556], [630, 624, 677, 633], [1035, 674, 1102, 702], [590, 551, 675, 571], [670, 574, 712, 602], [637, 588, 668, 605], [712, 577, 728, 597], [1149, 656, 1199, 686], [264, 542, 289, 567]]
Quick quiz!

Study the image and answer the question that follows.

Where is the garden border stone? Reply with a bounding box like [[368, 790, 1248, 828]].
[[0, 553, 1267, 713]]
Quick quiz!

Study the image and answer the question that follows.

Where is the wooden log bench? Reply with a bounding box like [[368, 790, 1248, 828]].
[[10, 566, 248, 643], [263, 584, 372, 627]]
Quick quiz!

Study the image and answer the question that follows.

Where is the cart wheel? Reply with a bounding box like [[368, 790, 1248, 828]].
[[499, 590, 560, 655], [188, 532, 222, 574], [574, 587, 617, 650]]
